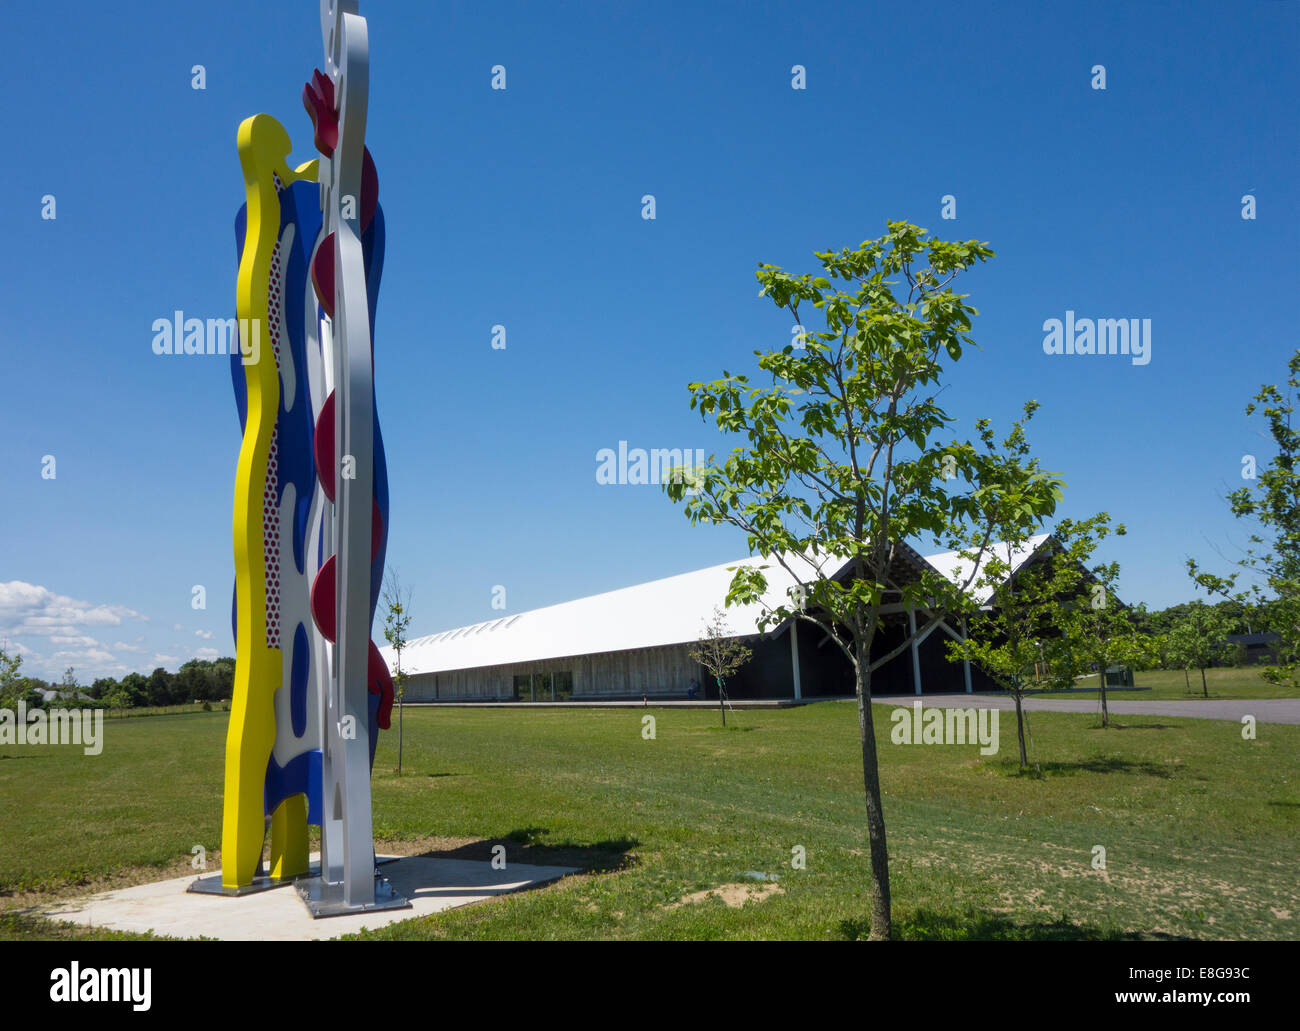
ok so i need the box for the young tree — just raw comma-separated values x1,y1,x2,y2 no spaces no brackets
1161,625,1196,693
1167,602,1237,698
1189,348,1300,685
947,508,1131,767
940,406,1079,771
1040,518,1154,727
0,645,24,709
688,607,753,727
943,535,1048,771
665,222,1063,940
381,569,414,775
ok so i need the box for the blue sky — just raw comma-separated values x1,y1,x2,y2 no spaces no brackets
1,0,1296,681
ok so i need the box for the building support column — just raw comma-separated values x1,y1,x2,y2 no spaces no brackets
790,623,802,700
908,602,922,695
961,617,972,693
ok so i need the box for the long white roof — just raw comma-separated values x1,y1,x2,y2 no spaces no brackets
385,537,1050,676
385,553,847,676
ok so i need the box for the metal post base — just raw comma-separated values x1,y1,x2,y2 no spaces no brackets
295,872,410,918
188,863,319,897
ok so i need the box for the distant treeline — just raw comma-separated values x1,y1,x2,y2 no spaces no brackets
1132,598,1286,640
12,658,235,709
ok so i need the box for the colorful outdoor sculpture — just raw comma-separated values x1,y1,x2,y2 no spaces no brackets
208,0,400,916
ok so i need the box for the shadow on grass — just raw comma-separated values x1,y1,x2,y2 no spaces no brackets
838,909,1195,941
983,756,1173,778
1071,720,1178,731
1105,722,1177,731
410,829,639,876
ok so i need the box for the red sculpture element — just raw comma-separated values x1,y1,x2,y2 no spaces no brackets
311,233,336,319
302,69,338,157
310,555,337,642
310,576,393,726
367,640,394,728
312,393,383,557
314,390,337,502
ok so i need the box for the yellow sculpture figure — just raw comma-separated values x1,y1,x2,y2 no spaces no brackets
223,113,319,889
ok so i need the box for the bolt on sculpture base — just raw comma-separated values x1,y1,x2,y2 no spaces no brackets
295,872,410,918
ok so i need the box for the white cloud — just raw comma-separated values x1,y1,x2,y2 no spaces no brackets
195,629,213,639
49,634,102,647
150,654,180,667
194,647,220,660
0,581,147,680
49,648,118,669
0,582,143,634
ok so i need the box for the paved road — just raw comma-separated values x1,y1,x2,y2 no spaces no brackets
410,695,1299,723
901,694,1300,725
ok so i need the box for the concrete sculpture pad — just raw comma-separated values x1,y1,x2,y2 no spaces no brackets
43,855,577,941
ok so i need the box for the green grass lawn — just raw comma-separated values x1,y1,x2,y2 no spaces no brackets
1,699,1296,940
1044,666,1300,701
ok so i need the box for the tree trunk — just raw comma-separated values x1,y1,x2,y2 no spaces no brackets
398,694,404,775
1013,679,1028,768
1200,666,1208,698
717,676,725,727
854,647,891,940
1098,664,1109,728
1183,667,1190,693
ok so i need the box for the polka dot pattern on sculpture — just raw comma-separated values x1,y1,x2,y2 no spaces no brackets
264,427,281,649
263,234,285,650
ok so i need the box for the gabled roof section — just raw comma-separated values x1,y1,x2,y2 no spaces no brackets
924,534,1052,606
